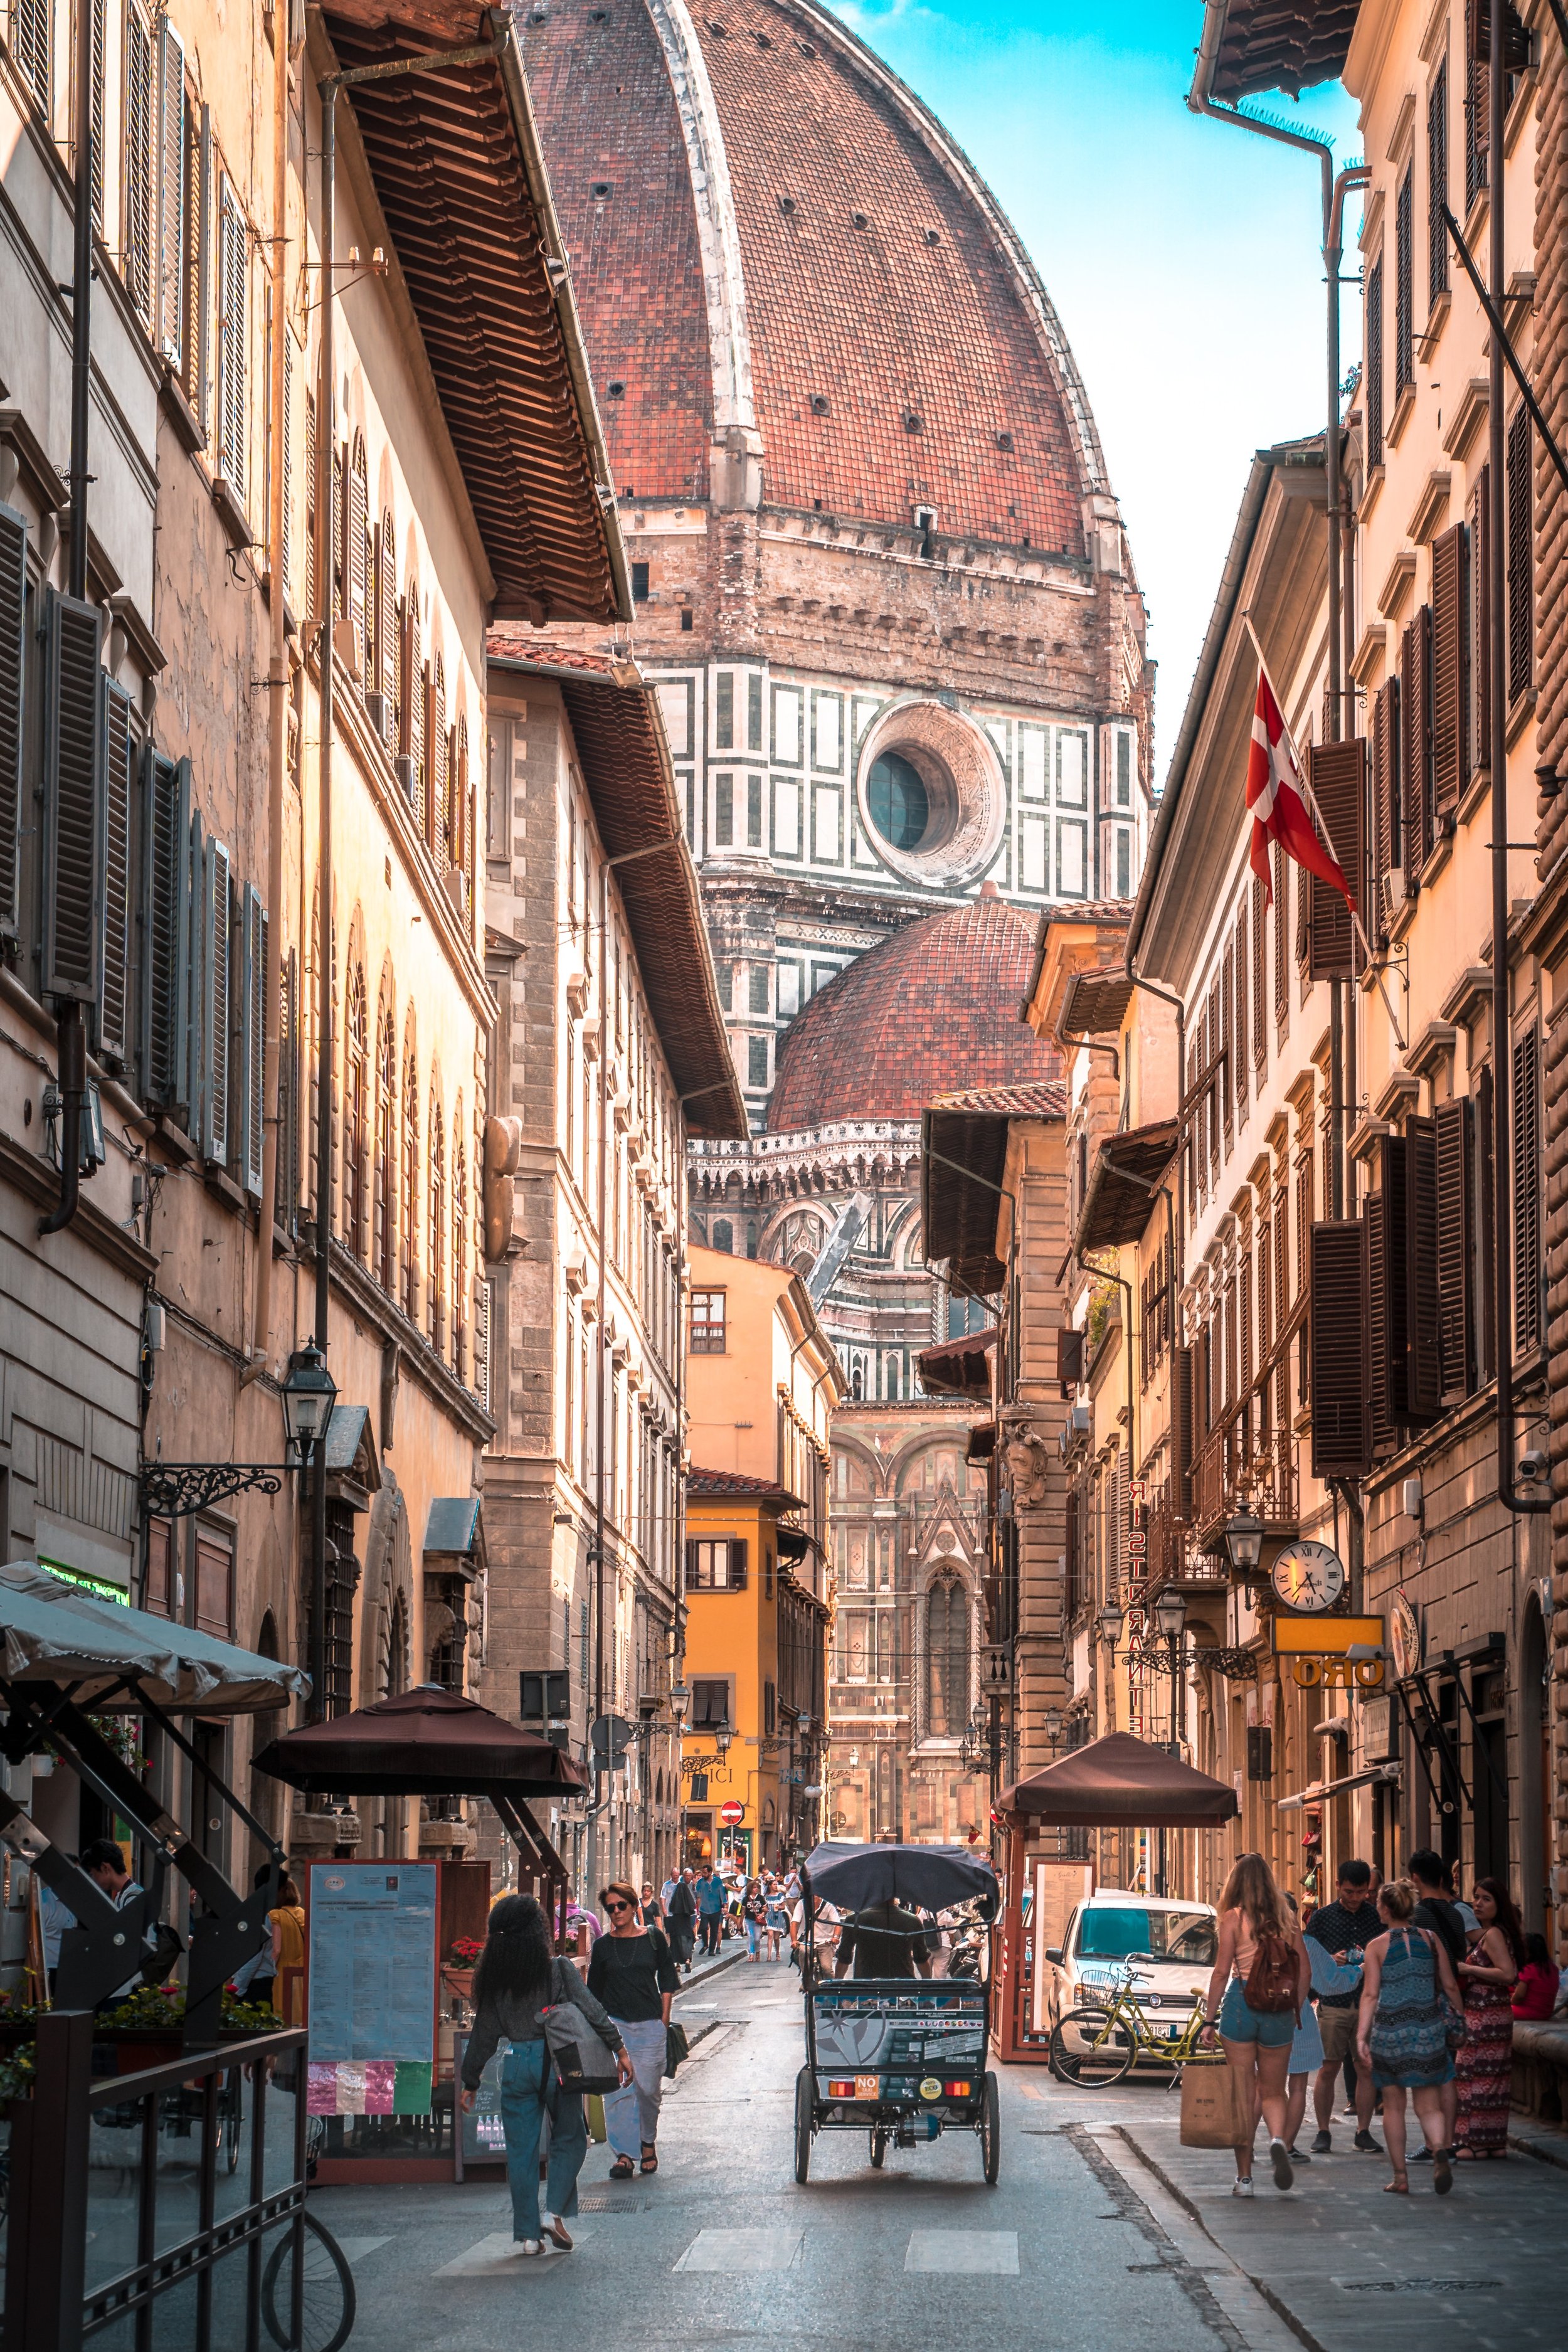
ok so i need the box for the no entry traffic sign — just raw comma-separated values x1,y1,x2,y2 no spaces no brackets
718,1799,745,1825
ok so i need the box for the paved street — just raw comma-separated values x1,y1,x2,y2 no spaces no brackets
297,1960,1568,2352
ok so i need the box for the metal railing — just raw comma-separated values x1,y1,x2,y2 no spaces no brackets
1190,1411,1297,1551
6,2016,312,2352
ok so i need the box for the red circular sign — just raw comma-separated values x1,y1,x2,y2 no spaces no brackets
718,1799,745,1825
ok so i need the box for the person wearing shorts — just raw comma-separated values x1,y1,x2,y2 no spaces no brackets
1200,1853,1311,2198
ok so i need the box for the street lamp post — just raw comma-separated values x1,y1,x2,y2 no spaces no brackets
282,1340,337,1720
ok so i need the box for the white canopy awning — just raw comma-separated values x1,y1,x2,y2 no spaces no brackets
0,1562,310,1715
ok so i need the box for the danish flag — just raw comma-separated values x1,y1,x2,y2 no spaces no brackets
1246,667,1354,912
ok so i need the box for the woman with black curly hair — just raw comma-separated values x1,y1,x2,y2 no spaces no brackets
460,1894,631,2255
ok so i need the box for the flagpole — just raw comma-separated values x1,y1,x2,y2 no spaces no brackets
1241,613,1407,1053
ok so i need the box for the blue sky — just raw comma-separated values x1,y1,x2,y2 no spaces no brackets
827,1,1360,775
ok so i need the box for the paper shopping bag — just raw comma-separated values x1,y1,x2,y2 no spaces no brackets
1179,2063,1248,2149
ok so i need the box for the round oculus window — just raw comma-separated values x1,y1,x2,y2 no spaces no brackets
867,751,930,851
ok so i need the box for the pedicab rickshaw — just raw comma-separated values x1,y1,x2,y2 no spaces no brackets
793,1840,1000,2184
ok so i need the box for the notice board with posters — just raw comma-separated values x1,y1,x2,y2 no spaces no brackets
306,1860,438,2116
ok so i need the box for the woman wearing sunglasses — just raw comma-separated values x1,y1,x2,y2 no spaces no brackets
587,1880,681,2180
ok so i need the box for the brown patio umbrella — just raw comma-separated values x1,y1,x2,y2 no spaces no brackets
252,1683,587,1799
999,1730,1238,1830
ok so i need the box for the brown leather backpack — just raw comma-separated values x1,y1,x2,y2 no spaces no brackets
1243,1928,1300,2015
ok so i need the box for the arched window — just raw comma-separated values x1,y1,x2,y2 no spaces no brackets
349,435,369,681
428,1095,446,1354
452,1116,469,1378
926,1573,969,1737
400,1042,419,1322
712,1217,733,1254
343,965,368,1257
375,1000,396,1291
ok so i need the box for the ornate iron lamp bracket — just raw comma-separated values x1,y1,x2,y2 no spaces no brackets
139,1463,289,1521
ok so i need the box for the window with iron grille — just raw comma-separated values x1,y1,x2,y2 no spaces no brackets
1395,167,1414,395
1428,60,1448,307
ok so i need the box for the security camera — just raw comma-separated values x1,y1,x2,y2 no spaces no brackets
1518,1450,1550,1485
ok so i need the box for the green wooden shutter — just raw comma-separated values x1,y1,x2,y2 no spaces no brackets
97,679,135,1067
140,751,190,1111
41,589,107,1006
240,884,267,1195
203,837,232,1164
185,803,205,1123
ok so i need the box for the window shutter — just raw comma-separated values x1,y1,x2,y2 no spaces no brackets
1365,256,1384,474
1400,606,1432,884
1172,1342,1193,1518
1251,874,1267,1069
1513,1027,1542,1352
279,944,299,1231
90,0,106,231
1273,840,1288,1017
1404,1113,1441,1421
1206,978,1220,1184
1477,1059,1496,1378
1370,676,1399,938
1468,468,1491,775
1435,1094,1475,1402
216,179,247,503
13,0,50,107
1427,58,1448,304
0,502,25,938
1366,1189,1396,1456
380,512,398,727
140,751,189,1108
1310,1218,1370,1476
1305,738,1364,980
201,837,232,1163
122,2,155,323
154,17,184,361
185,803,205,1127
41,589,107,1006
1430,521,1467,819
240,884,267,1194
1370,1135,1407,1417
186,100,210,425
281,326,296,612
1221,940,1234,1149
97,679,135,1067
1234,904,1249,1119
1506,404,1532,704
1395,167,1413,393
475,1275,491,1411
349,437,369,677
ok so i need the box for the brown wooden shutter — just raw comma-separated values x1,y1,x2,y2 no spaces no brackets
1476,1060,1496,1378
1305,738,1365,980
1056,1326,1085,1390
1435,1094,1475,1402
1468,468,1491,776
1251,873,1268,1067
1371,677,1400,941
1207,979,1221,1183
1374,1133,1409,1426
144,1517,172,1617
1172,1345,1194,1518
731,1537,749,1592
1221,942,1234,1150
1234,904,1249,1118
0,502,24,940
1405,1114,1442,1421
194,1532,233,1639
1513,1027,1543,1350
1431,521,1467,820
1239,1246,1253,1392
1507,404,1533,704
1274,841,1288,1014
1401,605,1433,884
1366,1190,1396,1457
1310,1219,1371,1476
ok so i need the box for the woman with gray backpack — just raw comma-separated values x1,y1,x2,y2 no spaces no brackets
460,1894,632,2256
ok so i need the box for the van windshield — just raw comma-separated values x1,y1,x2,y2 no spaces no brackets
1076,1908,1217,1966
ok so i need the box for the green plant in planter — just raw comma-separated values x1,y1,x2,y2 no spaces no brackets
0,2041,35,2102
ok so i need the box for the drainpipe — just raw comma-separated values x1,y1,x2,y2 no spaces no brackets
585,858,612,1888
41,0,98,1241
1483,2,1550,1521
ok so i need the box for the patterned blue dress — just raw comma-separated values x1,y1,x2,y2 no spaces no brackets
1369,1926,1454,2089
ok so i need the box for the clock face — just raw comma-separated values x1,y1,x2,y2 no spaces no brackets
1271,1540,1346,1614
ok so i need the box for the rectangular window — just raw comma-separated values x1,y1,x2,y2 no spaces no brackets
691,1289,727,1352
715,672,734,748
714,773,733,845
747,1034,768,1089
715,961,733,1012
747,672,763,751
1428,58,1448,307
689,1676,732,1725
1115,731,1131,805
1465,46,1486,210
631,561,649,602
1395,166,1414,396
747,773,763,846
748,963,769,1014
1365,256,1384,473
1115,828,1130,897
686,1541,747,1592
777,961,800,1017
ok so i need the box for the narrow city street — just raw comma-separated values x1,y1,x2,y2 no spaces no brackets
301,1958,1568,2352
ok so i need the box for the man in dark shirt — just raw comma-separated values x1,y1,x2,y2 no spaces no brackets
1407,1850,1465,2163
834,1899,935,1979
1308,1858,1382,2153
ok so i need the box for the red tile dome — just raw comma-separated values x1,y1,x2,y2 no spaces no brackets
766,887,1060,1132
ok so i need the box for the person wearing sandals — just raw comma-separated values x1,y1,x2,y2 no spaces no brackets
1355,1878,1464,2197
1453,1877,1523,2158
460,1894,632,2257
588,1879,681,2181
1199,1851,1311,2198
1279,1892,1363,2163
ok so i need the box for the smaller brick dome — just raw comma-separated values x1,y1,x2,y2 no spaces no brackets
766,886,1061,1133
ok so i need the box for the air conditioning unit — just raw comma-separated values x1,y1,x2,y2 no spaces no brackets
1383,866,1406,914
365,690,389,741
443,868,469,919
1057,1404,1091,1461
565,971,590,1018
395,753,416,802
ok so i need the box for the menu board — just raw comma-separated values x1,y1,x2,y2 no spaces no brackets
307,1863,437,2063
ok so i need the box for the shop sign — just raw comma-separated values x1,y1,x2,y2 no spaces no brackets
1271,1613,1385,1688
1389,1592,1422,1681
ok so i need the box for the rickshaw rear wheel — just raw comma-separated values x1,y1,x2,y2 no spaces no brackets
869,2127,887,2169
793,2067,814,2183
980,2072,1000,2185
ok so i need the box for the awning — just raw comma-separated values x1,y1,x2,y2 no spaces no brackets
916,1326,998,1400
0,1562,310,1714
253,1683,586,1798
1277,1761,1401,1814
922,1083,1065,1297
801,1840,999,1920
1000,1730,1239,1829
1059,968,1135,1036
1074,1118,1181,1254
1200,0,1358,103
777,1527,811,1562
967,1422,997,1465
425,1496,480,1556
320,3,627,625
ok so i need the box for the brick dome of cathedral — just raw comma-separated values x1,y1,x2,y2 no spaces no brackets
520,0,1103,549
766,886,1059,1132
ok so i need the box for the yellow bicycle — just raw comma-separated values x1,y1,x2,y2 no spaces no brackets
1049,1960,1222,2086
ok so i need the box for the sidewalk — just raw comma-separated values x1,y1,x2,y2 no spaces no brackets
1104,2092,1567,2351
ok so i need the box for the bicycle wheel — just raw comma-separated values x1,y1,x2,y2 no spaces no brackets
1049,2006,1136,2087
261,2212,356,2352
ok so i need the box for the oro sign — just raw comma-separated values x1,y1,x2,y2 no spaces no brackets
718,1799,745,1826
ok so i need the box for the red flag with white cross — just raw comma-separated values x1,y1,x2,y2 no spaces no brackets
1245,666,1354,912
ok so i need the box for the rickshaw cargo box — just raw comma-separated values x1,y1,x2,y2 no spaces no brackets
1179,2062,1250,2148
